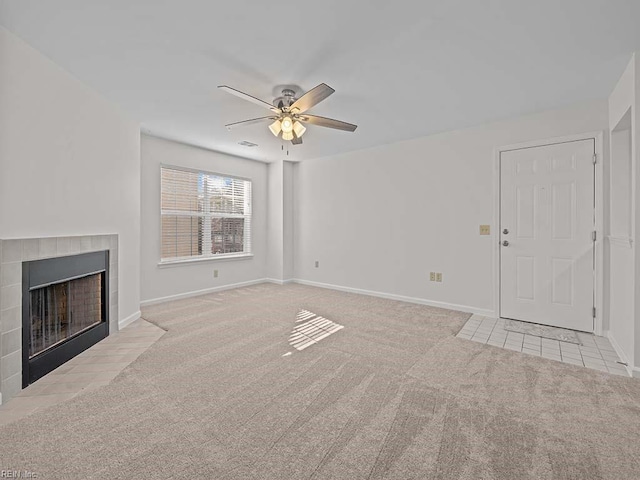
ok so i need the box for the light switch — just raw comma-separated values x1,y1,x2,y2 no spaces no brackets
479,225,491,235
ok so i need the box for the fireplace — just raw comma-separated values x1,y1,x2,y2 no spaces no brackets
22,251,109,387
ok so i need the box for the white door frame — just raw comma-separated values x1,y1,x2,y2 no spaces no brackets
493,131,605,335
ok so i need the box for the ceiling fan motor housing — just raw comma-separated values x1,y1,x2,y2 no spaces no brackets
273,88,297,110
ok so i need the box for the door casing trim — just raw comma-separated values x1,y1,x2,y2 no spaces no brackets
493,131,605,335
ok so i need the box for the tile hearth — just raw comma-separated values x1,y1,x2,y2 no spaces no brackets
0,318,164,425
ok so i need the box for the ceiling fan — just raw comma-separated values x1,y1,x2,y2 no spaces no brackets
218,83,357,145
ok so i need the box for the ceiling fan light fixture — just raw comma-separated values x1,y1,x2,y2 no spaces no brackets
281,116,294,134
282,131,294,141
293,121,306,138
268,119,282,137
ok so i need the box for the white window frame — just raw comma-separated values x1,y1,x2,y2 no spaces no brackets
159,164,253,266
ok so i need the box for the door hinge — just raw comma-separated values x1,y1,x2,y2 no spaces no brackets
592,307,596,318
593,154,597,165
592,231,597,242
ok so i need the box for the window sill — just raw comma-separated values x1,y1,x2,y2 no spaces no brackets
158,253,254,268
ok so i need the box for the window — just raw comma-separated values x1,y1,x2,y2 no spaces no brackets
160,166,252,262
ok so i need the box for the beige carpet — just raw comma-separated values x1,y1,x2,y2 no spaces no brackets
1,283,639,479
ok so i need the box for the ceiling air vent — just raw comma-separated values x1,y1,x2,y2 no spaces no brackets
238,140,258,147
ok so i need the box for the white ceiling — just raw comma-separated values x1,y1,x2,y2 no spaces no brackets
1,1,639,162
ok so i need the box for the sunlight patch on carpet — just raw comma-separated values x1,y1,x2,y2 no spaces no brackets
289,309,344,351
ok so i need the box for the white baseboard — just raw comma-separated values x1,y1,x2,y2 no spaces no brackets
605,330,634,377
291,278,494,316
264,278,295,285
139,277,492,317
119,310,141,330
140,279,267,307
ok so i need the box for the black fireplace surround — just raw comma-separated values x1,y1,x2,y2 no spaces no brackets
22,250,109,387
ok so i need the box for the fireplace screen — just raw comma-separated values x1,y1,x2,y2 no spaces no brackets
23,250,109,387
29,273,103,358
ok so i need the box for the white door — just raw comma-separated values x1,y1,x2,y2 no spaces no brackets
500,139,595,332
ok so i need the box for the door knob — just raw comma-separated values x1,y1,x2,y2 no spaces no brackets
502,240,509,247
503,228,509,234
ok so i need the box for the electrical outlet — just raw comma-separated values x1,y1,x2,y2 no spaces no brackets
479,225,491,235
214,269,218,278
436,273,442,282
430,272,436,282
315,261,319,268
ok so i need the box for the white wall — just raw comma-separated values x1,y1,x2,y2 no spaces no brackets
266,159,295,282
294,101,608,314
140,135,267,303
0,27,141,323
266,160,284,281
283,161,294,281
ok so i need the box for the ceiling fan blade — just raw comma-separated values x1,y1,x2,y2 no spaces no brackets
218,85,281,113
289,83,335,113
291,134,303,145
224,116,276,129
299,114,357,132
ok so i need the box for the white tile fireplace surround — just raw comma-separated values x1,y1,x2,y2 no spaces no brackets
0,235,118,404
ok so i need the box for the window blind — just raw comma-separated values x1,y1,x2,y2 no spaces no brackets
160,166,252,261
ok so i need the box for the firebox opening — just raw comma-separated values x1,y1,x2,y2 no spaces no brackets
22,250,109,387
29,272,104,358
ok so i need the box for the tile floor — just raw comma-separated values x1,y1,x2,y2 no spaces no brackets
457,314,630,377
0,318,165,425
